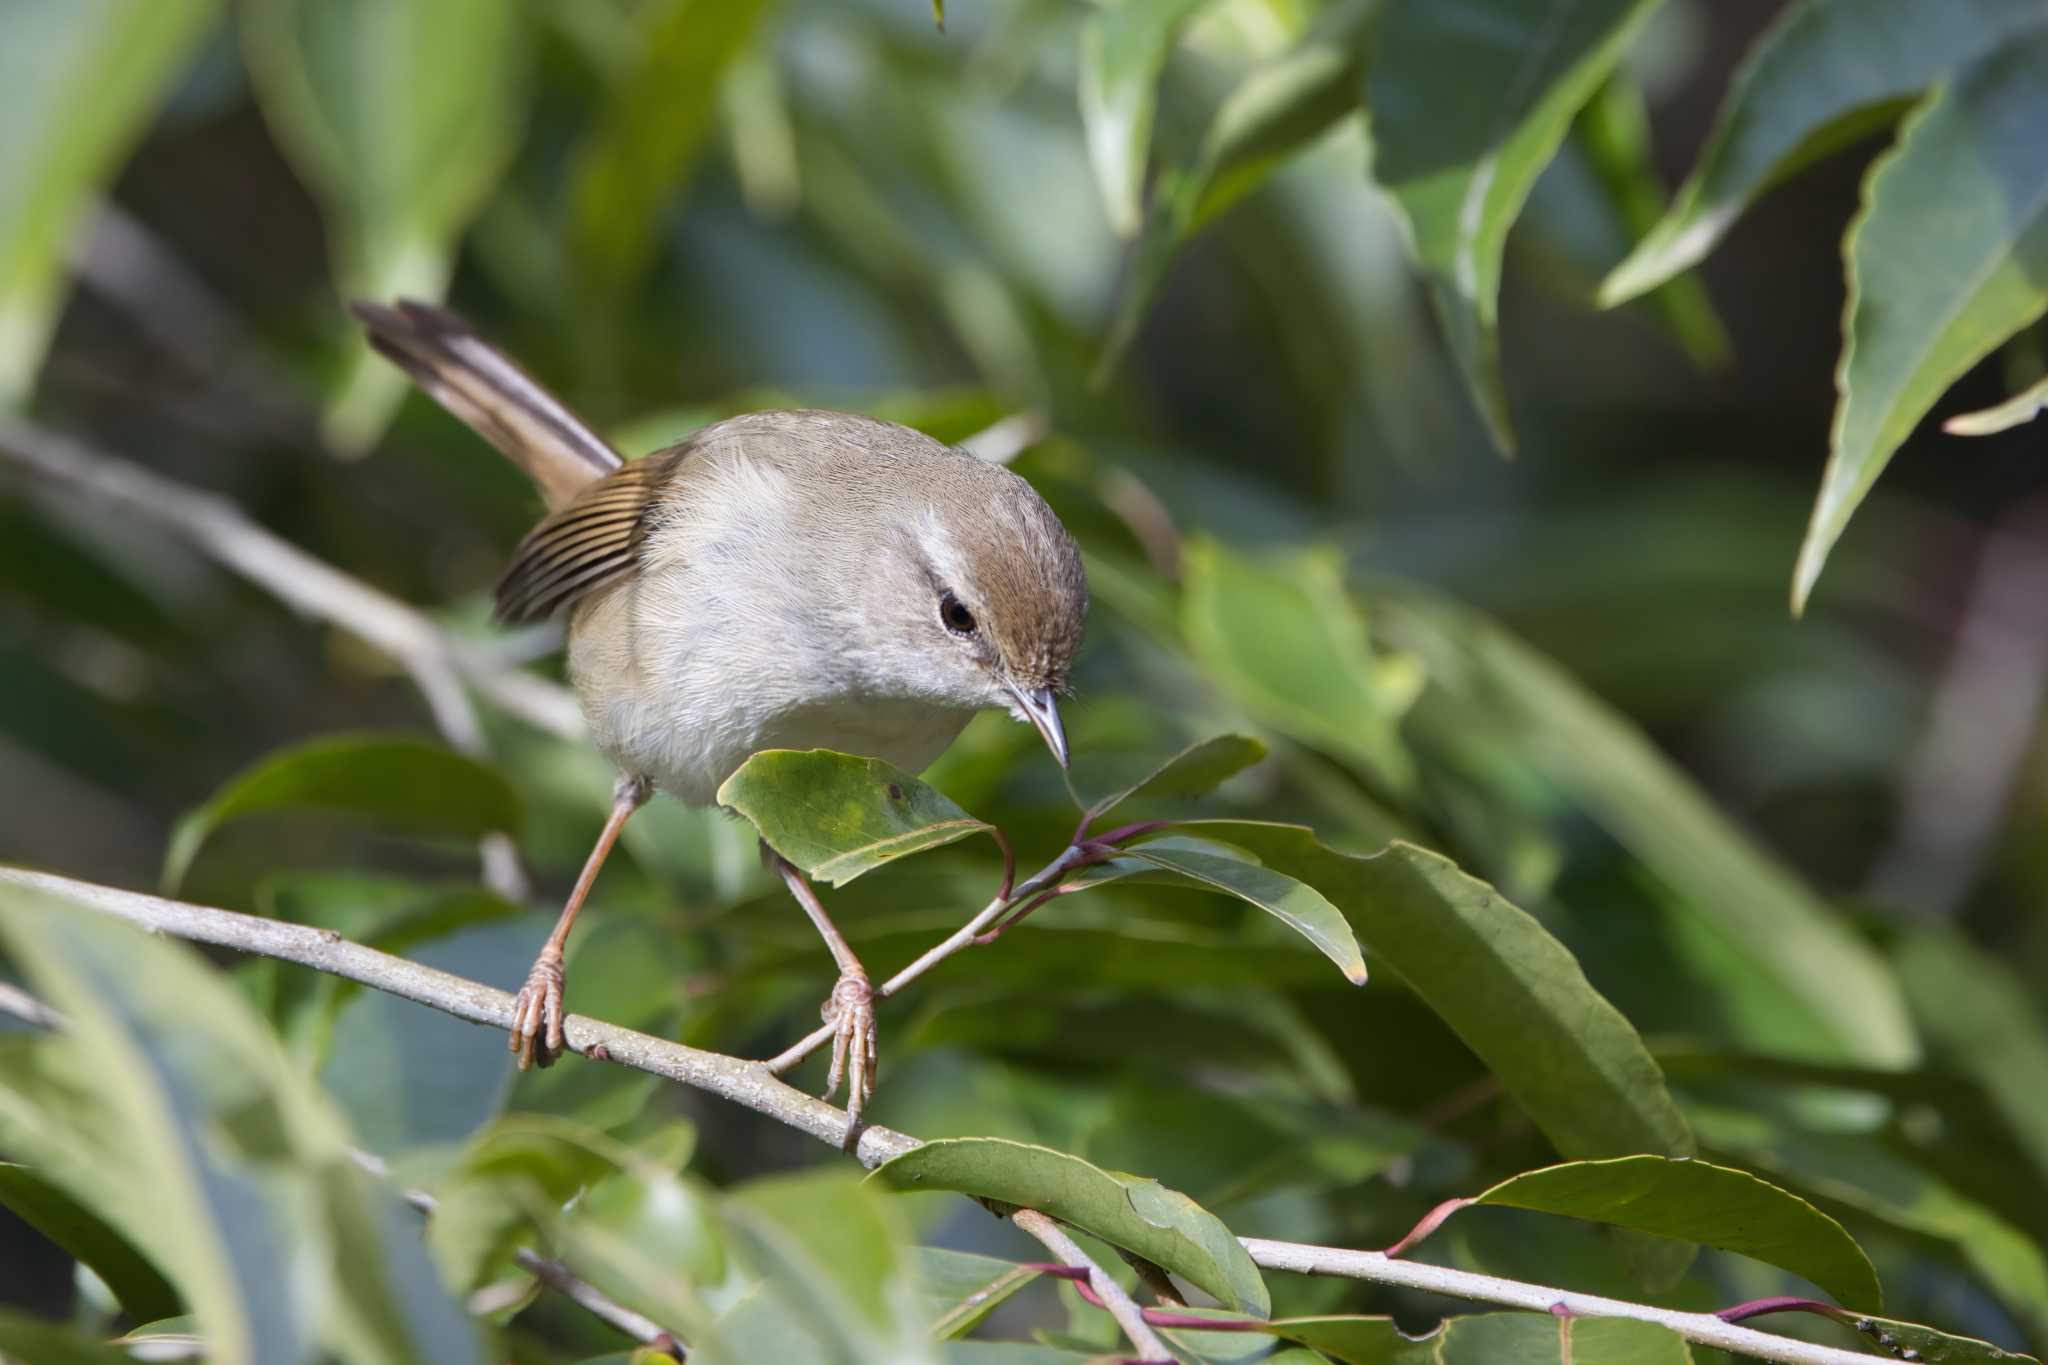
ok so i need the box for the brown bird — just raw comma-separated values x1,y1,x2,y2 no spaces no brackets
354,300,1085,1119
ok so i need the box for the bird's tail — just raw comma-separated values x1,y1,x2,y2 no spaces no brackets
351,299,621,510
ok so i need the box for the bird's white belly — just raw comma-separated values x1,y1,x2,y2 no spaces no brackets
567,581,975,805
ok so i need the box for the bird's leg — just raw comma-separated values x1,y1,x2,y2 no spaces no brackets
767,847,879,1121
510,774,649,1070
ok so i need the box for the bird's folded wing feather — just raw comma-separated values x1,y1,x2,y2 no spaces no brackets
495,457,665,622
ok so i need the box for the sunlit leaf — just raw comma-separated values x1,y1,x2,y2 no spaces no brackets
1462,1155,1880,1308
241,0,523,448
1600,0,2046,306
1793,30,2048,613
0,0,218,404
1079,0,1213,237
163,733,520,892
1182,540,1418,792
0,1162,180,1321
1179,823,1694,1160
718,749,993,887
1367,0,1666,451
1122,837,1367,984
870,1136,1270,1316
1944,372,2048,435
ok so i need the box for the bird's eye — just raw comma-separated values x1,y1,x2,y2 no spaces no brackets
939,591,977,636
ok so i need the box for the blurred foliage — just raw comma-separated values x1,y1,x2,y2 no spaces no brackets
4,0,2048,1362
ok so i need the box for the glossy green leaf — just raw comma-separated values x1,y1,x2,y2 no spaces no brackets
1695,1108,2048,1343
1179,823,1693,1160
241,0,523,447
0,1162,179,1321
1467,1155,1880,1308
1895,930,2048,1187
1122,837,1367,984
869,1136,1270,1316
1366,0,1665,451
918,1248,1040,1340
0,0,218,404
1182,540,1418,790
1271,1312,1693,1363
1945,372,2048,435
163,733,520,892
1376,591,1919,1068
1794,30,2048,612
1082,734,1267,819
718,748,993,887
1718,1302,2040,1365
1097,0,1374,378
725,1170,937,1365
570,0,772,295
1600,0,2047,305
1079,0,1213,237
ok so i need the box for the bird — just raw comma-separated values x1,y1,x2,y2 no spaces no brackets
353,299,1086,1120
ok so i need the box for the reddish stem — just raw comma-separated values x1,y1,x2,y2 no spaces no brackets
1714,1297,1845,1325
1382,1196,1474,1259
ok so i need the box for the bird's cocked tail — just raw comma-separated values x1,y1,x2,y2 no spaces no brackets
351,299,621,510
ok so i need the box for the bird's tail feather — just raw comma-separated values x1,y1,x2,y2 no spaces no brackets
351,299,620,509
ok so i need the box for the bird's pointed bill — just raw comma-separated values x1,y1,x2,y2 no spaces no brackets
1008,684,1069,768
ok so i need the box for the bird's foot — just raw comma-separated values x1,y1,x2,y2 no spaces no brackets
509,948,566,1070
820,970,877,1121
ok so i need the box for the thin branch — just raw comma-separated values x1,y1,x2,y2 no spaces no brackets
1013,1209,1170,1364
0,418,584,744
0,867,1920,1365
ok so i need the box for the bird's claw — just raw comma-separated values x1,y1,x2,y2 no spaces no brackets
821,971,877,1121
509,949,566,1070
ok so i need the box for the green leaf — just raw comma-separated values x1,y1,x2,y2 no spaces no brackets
569,0,772,296
1366,0,1665,452
717,749,994,887
917,1247,1040,1340
1695,1108,2048,1344
0,1162,180,1321
163,733,520,892
240,0,523,448
1270,1313,1693,1363
1945,371,2048,435
1895,930,2048,1188
724,1170,936,1365
1097,0,1375,379
1572,75,1731,371
0,1312,137,1365
1793,30,2048,613
1465,1155,1880,1308
0,0,219,405
1122,838,1368,984
1081,734,1267,819
1600,0,2047,306
1376,590,1920,1068
1941,370,2039,435
1815,1313,2039,1364
0,881,486,1365
1179,823,1693,1161
1079,0,1214,237
869,1136,1270,1317
1181,540,1418,791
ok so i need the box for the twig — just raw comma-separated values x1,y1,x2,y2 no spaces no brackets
1012,1209,1171,1364
0,867,1929,1365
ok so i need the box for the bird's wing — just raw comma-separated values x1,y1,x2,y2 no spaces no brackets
494,454,672,623
352,299,621,509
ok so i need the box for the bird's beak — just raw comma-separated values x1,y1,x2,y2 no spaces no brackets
1007,683,1069,769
